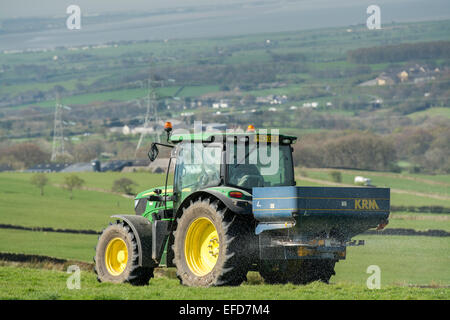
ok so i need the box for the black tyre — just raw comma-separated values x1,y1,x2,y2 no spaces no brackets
259,259,336,285
173,198,252,287
258,260,289,284
287,259,336,284
94,220,154,286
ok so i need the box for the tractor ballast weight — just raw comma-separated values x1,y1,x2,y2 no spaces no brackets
95,127,390,287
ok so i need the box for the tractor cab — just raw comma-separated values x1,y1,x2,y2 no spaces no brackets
166,131,297,211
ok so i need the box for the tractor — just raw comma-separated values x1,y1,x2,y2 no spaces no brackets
94,123,390,287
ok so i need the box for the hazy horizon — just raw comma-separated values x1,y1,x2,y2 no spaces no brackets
0,0,449,51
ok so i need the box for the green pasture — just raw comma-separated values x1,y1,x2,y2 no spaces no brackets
0,229,97,262
0,171,449,231
7,85,221,110
0,167,449,299
387,213,450,231
408,107,450,120
301,169,450,197
0,265,447,300
0,227,448,287
0,172,139,230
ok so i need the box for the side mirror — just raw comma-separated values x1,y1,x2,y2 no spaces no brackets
148,195,162,201
148,143,159,162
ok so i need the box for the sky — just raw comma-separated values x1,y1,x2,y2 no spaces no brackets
2,0,222,18
1,0,449,20
0,0,449,50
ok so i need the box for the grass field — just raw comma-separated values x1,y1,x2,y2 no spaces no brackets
0,173,132,230
0,228,448,287
9,87,183,110
0,171,449,299
408,107,450,120
7,85,222,110
0,172,172,230
0,265,448,300
0,229,98,262
296,168,450,208
387,213,450,231
1,171,448,232
300,169,450,197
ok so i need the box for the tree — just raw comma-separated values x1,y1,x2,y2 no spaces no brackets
63,174,85,200
30,173,49,196
112,178,137,195
329,171,342,183
73,140,104,162
6,143,50,168
293,132,397,171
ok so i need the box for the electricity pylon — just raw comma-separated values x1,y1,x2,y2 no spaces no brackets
135,78,161,158
51,95,71,161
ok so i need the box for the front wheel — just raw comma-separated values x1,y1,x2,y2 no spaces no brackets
173,198,252,287
94,221,154,285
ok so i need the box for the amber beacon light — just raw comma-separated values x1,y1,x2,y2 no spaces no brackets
164,121,173,133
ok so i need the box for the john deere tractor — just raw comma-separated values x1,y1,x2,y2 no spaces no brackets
95,124,390,287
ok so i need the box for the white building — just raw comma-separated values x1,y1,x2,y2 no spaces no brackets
212,99,229,109
122,125,131,135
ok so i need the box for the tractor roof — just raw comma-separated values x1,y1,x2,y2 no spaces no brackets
169,132,297,144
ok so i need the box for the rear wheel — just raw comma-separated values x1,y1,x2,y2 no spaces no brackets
288,260,336,284
258,260,289,284
173,198,252,287
94,221,154,285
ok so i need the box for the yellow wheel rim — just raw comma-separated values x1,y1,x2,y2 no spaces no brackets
105,237,128,276
184,217,220,276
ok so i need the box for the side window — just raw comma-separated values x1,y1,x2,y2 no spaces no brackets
183,143,203,192
201,143,221,187
175,142,221,194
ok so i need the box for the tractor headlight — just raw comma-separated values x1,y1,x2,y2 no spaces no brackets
134,198,147,215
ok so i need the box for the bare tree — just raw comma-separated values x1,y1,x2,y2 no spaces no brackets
112,178,137,195
30,173,49,196
63,174,85,200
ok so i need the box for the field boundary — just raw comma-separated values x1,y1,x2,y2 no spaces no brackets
1,223,449,237
52,183,134,199
303,168,450,187
391,206,450,214
0,223,101,235
0,252,93,271
296,176,450,201
0,252,175,279
363,228,450,237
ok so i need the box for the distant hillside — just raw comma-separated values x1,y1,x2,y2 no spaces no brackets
347,41,450,64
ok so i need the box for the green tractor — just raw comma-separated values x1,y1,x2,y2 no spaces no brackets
95,124,390,287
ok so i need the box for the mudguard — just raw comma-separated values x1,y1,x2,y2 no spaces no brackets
177,190,252,218
111,215,156,267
